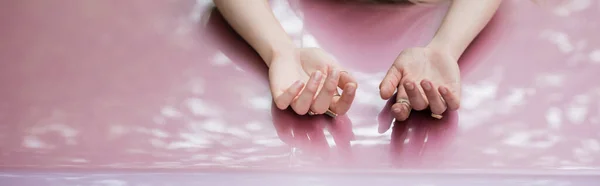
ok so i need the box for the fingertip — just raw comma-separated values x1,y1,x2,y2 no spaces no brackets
420,79,433,91
379,86,393,100
378,125,390,134
438,86,449,95
403,81,415,91
439,86,461,111
391,103,410,121
345,83,357,96
392,106,403,117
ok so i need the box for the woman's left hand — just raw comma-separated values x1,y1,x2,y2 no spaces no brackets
379,47,461,121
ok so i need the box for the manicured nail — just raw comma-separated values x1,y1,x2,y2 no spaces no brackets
331,69,339,79
313,71,322,81
346,84,356,95
422,81,431,90
405,82,414,90
291,80,304,89
440,86,448,94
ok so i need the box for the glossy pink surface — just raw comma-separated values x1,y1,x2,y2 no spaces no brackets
1,0,600,184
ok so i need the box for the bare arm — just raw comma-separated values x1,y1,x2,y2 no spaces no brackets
427,0,502,60
213,0,295,67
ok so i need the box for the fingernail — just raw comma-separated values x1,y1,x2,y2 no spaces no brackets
405,82,413,90
346,84,356,95
440,87,448,94
313,71,322,81
422,81,431,90
331,69,339,79
393,107,402,113
291,81,304,89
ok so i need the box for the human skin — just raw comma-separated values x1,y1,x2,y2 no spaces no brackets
213,0,500,121
378,0,501,125
214,0,358,116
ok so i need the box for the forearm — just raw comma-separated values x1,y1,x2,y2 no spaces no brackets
427,0,501,60
213,0,295,67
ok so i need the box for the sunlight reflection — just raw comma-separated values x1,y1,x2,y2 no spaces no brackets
590,49,600,63
211,52,232,66
535,73,565,87
540,30,574,53
191,0,213,23
573,147,594,163
201,119,226,133
272,0,304,35
566,95,590,124
582,139,600,151
244,121,264,131
23,135,47,149
93,179,128,186
28,123,78,146
108,125,128,139
301,34,320,48
167,133,211,150
70,158,89,163
253,138,285,147
552,0,591,17
185,98,223,117
160,106,183,118
503,130,561,149
545,107,562,129
462,82,498,110
248,96,272,110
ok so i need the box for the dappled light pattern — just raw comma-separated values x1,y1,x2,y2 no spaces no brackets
1,0,600,177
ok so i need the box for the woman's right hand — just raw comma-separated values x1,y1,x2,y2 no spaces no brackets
269,48,358,116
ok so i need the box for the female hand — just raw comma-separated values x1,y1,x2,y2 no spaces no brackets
270,48,358,116
379,47,461,121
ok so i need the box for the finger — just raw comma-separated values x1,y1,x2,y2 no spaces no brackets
330,82,357,115
338,71,357,89
439,86,460,111
421,80,446,115
379,65,402,100
311,68,340,114
403,80,428,110
391,82,411,122
274,80,305,110
291,71,323,115
391,102,411,122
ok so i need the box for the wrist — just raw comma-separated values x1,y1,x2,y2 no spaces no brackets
265,45,298,68
426,40,462,61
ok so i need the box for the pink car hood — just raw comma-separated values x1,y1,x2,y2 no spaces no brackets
1,0,599,185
